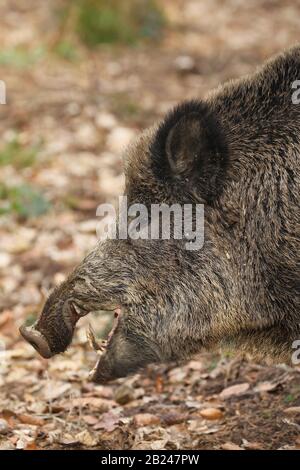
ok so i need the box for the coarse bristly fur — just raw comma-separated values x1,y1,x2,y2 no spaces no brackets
21,45,300,382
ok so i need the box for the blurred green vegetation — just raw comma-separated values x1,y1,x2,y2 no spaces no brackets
284,394,296,404
62,194,82,210
53,40,79,61
0,47,44,68
23,312,38,327
0,137,41,169
0,183,50,219
60,0,165,48
0,2,166,65
207,355,220,372
110,92,142,120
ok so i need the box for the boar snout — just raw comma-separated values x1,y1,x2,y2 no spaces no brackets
20,291,84,358
19,324,53,359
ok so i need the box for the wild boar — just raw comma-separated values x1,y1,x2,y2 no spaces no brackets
20,46,300,382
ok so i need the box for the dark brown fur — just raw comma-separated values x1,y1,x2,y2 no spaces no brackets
21,46,300,382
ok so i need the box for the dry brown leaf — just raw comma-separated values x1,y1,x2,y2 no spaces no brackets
18,414,44,427
243,440,264,450
63,396,116,411
133,413,161,427
219,383,250,399
24,442,38,450
76,430,98,447
188,360,203,371
133,426,170,450
93,411,120,432
1,409,18,427
188,419,220,434
221,442,243,450
254,381,280,393
284,407,300,415
59,435,79,446
149,439,169,450
161,413,187,426
83,415,99,426
199,407,224,420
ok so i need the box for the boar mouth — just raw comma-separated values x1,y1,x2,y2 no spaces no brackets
65,301,88,328
87,307,121,380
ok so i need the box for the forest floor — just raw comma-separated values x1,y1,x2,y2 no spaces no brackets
0,0,300,450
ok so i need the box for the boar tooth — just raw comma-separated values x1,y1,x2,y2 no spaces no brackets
88,362,98,380
72,303,81,316
86,323,103,352
88,356,102,380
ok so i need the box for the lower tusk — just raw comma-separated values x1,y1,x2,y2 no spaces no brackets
86,323,104,352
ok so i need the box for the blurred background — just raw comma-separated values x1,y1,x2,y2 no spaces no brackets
0,0,300,451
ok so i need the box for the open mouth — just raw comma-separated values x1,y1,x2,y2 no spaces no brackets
87,307,121,380
20,301,123,381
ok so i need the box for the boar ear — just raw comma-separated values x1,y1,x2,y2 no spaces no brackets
152,100,228,201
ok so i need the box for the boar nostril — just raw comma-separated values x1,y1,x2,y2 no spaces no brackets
19,325,53,359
